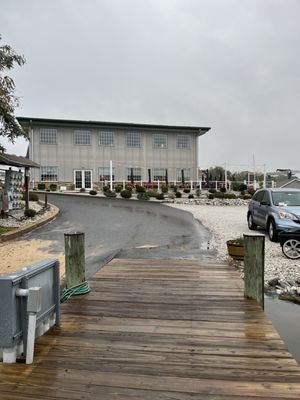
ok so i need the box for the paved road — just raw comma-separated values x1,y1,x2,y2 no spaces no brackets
24,194,215,277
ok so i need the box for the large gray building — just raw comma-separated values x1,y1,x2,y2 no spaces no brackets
18,117,210,190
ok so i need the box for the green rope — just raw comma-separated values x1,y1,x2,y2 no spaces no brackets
60,281,91,303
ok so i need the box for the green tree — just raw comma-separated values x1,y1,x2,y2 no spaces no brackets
0,35,27,152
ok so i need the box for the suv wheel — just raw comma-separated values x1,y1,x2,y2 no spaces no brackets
268,219,278,242
247,213,257,230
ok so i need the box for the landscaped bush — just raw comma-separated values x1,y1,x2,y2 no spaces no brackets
172,185,178,192
125,184,133,191
247,188,255,196
214,192,225,199
24,208,36,218
239,183,247,192
232,182,240,191
183,188,190,194
49,184,57,191
196,189,201,197
156,193,165,200
29,192,39,201
242,194,252,200
208,193,215,199
80,188,86,192
102,185,109,192
37,183,46,190
89,190,97,195
224,192,237,199
208,188,216,193
137,192,149,201
114,185,123,193
135,184,146,193
220,187,227,193
161,185,169,194
146,190,158,198
175,191,182,198
104,189,117,198
188,194,194,199
120,189,132,199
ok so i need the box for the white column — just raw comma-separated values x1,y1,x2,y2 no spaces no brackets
109,160,113,191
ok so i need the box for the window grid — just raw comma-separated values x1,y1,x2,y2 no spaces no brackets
99,167,115,181
176,135,191,149
126,168,142,181
40,166,58,181
153,168,166,181
98,131,114,147
176,168,191,181
153,134,167,149
126,132,141,148
74,130,91,145
40,128,57,144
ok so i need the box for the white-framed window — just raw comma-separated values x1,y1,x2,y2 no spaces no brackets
153,134,167,149
74,130,91,145
153,168,167,181
40,166,58,181
98,131,114,147
176,135,191,149
126,132,141,148
176,168,191,181
40,128,57,144
99,167,115,181
126,167,142,181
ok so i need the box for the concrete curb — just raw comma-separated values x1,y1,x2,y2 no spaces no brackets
0,204,60,242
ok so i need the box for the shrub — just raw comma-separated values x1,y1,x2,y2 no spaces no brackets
239,183,247,192
183,188,190,194
79,188,86,192
104,189,117,198
125,184,133,191
29,192,39,201
68,183,75,190
137,192,150,201
196,189,201,197
224,192,237,199
102,185,109,192
37,183,46,190
172,185,178,192
49,184,57,191
232,182,240,191
208,193,215,199
135,184,146,193
175,191,182,198
188,194,194,199
208,188,216,193
161,185,169,193
156,193,165,200
89,190,97,195
120,189,132,199
242,194,252,200
114,185,123,193
220,187,227,193
247,188,255,196
24,208,36,218
214,192,225,199
146,190,158,198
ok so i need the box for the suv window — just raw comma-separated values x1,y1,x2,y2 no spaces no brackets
261,191,271,204
252,190,264,202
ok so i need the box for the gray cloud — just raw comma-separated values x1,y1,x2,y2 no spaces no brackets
1,0,300,172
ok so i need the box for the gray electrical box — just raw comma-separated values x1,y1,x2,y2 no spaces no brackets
0,259,60,360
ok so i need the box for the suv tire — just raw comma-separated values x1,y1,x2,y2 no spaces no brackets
247,213,257,230
268,219,278,242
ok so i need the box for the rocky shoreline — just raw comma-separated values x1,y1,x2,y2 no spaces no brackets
167,200,300,304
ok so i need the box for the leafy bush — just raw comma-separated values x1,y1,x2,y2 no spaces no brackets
188,194,194,199
247,188,255,196
137,192,149,201
220,187,227,193
172,185,178,192
224,192,237,199
80,188,86,192
125,184,133,191
242,194,252,200
121,189,132,199
196,189,201,197
208,193,215,199
104,189,117,198
146,190,158,198
24,208,36,218
102,185,109,192
37,183,46,190
156,193,165,200
135,184,146,193
239,183,247,192
232,182,240,191
114,185,123,193
89,190,97,195
161,185,169,193
214,192,225,199
183,188,190,194
208,189,216,194
49,184,57,191
228,236,244,246
175,191,182,198
29,192,39,201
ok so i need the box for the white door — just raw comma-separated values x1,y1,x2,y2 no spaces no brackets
74,170,92,190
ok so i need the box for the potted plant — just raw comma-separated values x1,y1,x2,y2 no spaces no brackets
226,236,245,261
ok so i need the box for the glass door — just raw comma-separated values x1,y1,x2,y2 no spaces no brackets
74,170,92,190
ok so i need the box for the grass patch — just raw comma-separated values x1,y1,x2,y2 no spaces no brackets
0,226,15,235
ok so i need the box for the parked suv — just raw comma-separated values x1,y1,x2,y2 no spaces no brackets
247,188,300,241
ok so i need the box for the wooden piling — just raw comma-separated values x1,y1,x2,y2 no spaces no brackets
64,232,85,288
243,234,265,309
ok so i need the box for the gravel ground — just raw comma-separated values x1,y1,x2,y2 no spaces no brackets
0,202,53,228
167,203,300,283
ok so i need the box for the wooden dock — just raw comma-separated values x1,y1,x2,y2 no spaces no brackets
1,258,300,399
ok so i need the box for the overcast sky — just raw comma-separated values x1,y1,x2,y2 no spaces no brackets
1,0,300,173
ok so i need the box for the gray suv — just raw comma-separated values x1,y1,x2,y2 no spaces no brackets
247,188,300,241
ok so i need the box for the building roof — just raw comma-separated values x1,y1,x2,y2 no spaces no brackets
17,117,211,136
0,153,40,168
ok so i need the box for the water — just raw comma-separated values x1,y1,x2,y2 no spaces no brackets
265,297,300,365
